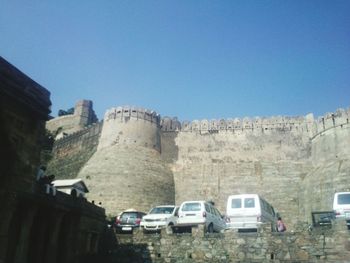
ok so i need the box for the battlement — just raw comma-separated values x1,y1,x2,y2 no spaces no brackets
312,107,350,136
53,121,103,148
46,99,98,138
161,107,350,139
104,106,160,126
46,100,350,224
99,106,161,151
178,115,311,133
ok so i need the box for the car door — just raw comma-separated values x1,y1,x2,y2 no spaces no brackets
168,207,179,225
204,203,212,228
213,207,226,231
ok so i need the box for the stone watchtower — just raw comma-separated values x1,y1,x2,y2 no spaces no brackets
78,106,175,215
46,99,97,138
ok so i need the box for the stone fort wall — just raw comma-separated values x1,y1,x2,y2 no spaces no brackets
47,102,350,225
46,100,98,138
47,122,103,179
75,106,174,215
98,106,161,151
115,222,350,262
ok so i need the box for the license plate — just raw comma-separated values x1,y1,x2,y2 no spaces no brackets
122,227,132,231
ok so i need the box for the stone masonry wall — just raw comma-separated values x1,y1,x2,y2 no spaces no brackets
46,102,350,227
98,106,161,152
78,145,175,216
47,122,102,179
77,107,174,215
299,121,350,223
46,100,98,138
168,129,313,228
114,221,350,262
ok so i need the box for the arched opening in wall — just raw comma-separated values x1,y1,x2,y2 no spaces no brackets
28,208,51,263
57,212,80,263
5,207,22,263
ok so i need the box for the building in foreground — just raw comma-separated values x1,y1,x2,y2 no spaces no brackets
0,57,106,263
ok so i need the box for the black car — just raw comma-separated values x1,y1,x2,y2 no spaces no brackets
115,210,146,233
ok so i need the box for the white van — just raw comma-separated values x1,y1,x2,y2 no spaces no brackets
333,192,350,227
177,201,226,233
226,194,277,230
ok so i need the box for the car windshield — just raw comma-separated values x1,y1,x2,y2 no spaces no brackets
149,207,174,214
121,212,138,219
182,202,201,211
338,194,350,205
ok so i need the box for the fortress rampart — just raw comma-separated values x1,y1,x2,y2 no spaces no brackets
48,121,103,179
47,102,350,227
46,99,98,138
161,107,350,139
98,106,161,152
116,222,350,262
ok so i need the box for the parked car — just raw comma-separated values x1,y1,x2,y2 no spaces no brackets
333,192,350,228
226,194,277,230
177,201,226,233
140,205,179,232
115,210,146,233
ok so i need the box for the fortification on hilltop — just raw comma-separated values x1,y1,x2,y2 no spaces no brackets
77,106,174,214
47,101,350,228
46,99,98,138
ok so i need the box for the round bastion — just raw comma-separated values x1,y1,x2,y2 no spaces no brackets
78,106,175,215
98,106,161,151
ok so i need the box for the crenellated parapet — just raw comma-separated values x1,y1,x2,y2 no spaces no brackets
176,115,314,135
309,107,350,163
312,107,350,137
174,108,348,138
99,106,161,151
160,117,181,131
52,121,103,151
104,106,160,126
46,99,98,139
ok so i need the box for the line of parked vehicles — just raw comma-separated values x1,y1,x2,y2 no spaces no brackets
113,192,350,234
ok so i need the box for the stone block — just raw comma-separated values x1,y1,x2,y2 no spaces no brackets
192,225,205,238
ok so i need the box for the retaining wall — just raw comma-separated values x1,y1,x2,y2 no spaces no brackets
113,221,350,262
47,122,103,178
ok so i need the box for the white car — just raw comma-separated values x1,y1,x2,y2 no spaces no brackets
177,201,226,233
333,192,350,228
140,205,179,232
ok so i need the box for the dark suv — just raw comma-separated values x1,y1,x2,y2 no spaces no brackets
115,210,146,233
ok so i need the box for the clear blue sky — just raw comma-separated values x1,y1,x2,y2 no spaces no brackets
1,0,349,121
